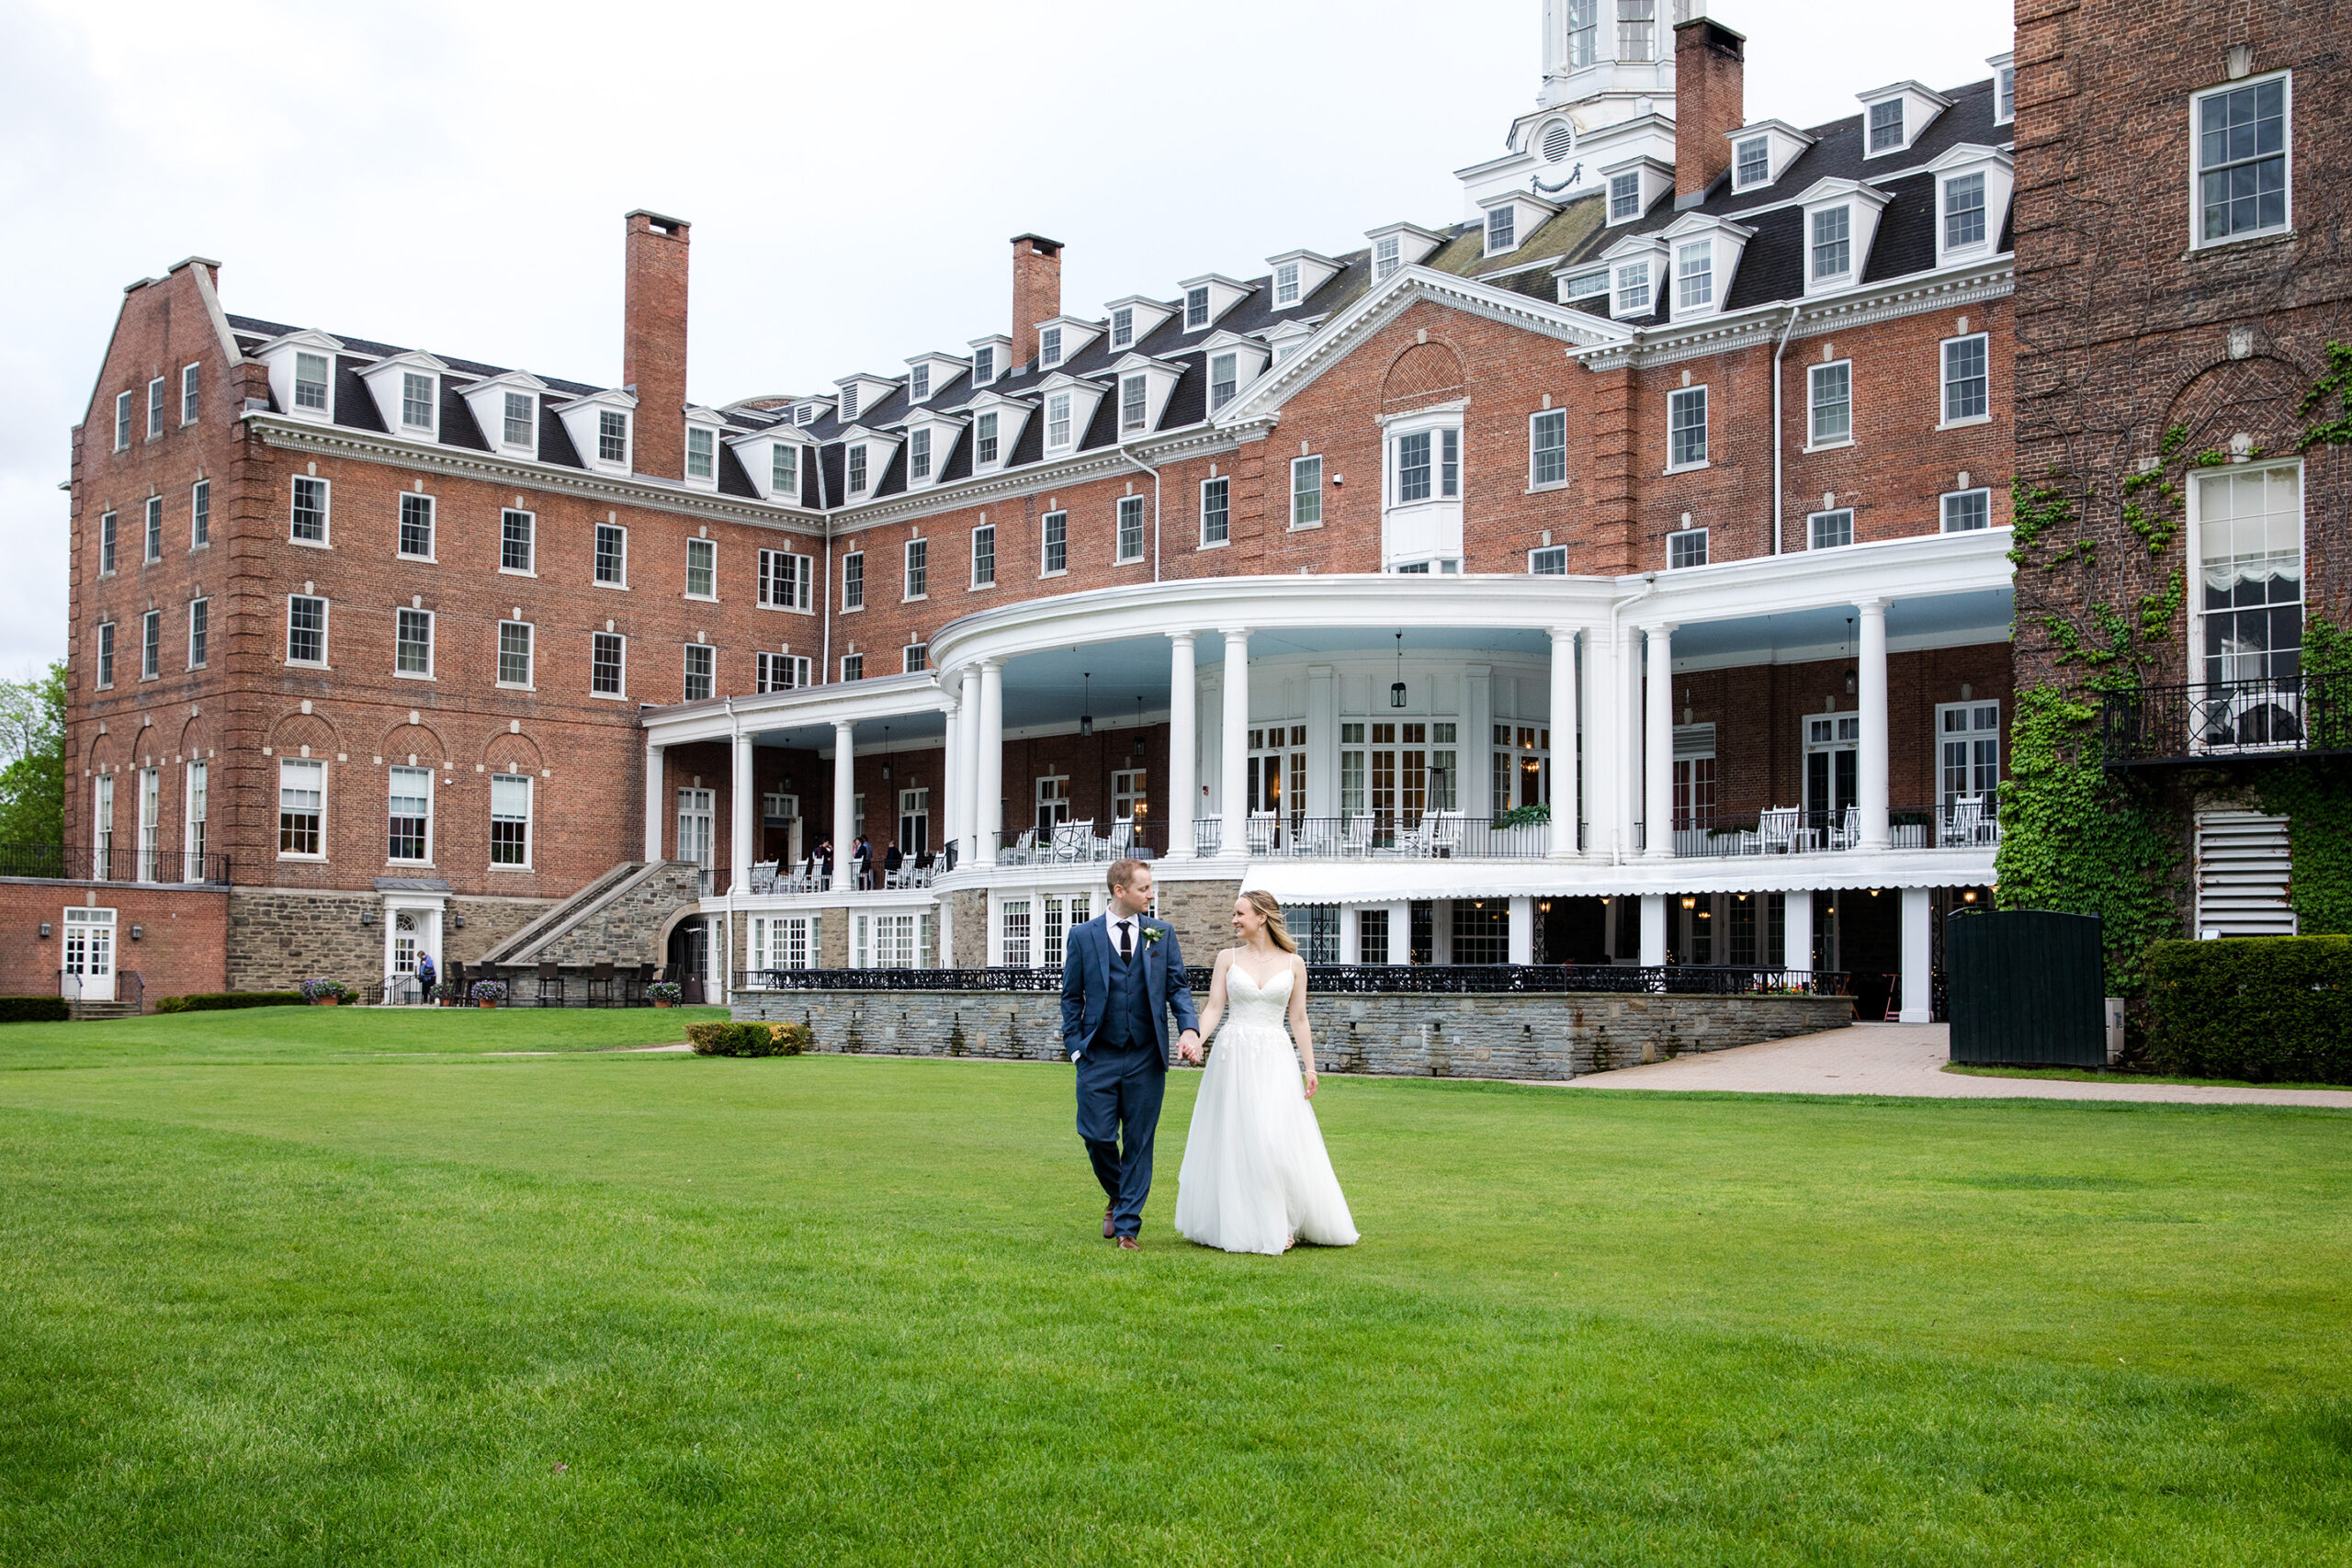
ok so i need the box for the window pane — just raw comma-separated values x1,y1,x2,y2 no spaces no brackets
1809,362,1851,445
1292,457,1323,525
1943,172,1987,249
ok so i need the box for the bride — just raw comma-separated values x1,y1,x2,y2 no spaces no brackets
1173,892,1359,1255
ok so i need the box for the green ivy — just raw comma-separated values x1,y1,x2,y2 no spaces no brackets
2294,341,2352,452
2251,616,2352,933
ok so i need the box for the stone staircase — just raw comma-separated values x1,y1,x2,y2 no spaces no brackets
69,999,144,1022
474,860,706,968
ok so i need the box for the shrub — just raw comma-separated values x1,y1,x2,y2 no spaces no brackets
154,992,305,1014
687,1021,810,1057
299,978,356,1004
0,997,70,1023
2144,936,2352,1084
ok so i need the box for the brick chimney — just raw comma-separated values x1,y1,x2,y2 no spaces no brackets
1009,233,1063,370
622,209,691,477
1673,17,1747,207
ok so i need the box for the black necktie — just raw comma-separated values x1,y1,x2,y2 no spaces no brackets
1120,921,1133,962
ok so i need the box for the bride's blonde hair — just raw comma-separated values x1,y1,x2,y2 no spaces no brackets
1240,890,1298,954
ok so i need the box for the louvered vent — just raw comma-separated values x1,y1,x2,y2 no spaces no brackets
2194,811,2297,937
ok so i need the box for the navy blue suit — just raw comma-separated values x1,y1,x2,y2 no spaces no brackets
1060,913,1200,1237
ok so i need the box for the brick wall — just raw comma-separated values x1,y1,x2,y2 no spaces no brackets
0,881,228,1007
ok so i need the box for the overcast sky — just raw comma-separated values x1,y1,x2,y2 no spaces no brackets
0,0,2011,679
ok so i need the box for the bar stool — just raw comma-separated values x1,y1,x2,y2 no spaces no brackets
587,960,616,1008
536,960,564,1007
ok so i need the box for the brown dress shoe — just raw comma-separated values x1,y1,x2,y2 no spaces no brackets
1103,1202,1115,1239
1117,1235,1140,1251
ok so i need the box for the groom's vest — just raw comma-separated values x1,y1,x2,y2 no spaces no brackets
1098,924,1154,1052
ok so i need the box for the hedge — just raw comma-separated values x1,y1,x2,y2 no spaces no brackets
2144,936,2352,1084
686,1021,812,1057
154,992,306,1014
0,997,71,1024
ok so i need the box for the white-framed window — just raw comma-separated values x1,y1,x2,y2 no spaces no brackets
591,631,626,697
1996,62,2015,123
972,344,996,385
398,492,434,558
113,389,132,450
841,550,865,611
491,773,532,867
1045,392,1072,450
146,377,165,439
1113,769,1147,824
1811,206,1851,283
387,765,433,863
1291,455,1325,528
905,537,929,599
1940,488,1992,532
501,508,535,572
685,537,717,599
2193,73,2290,247
1530,408,1567,488
684,642,715,702
594,523,628,587
1615,0,1654,61
498,620,534,687
756,651,809,692
771,443,799,498
1396,432,1433,502
1668,527,1708,569
98,510,116,575
1039,326,1063,367
851,910,932,970
1941,333,1989,424
1184,286,1210,330
190,479,209,548
910,364,932,400
287,594,328,666
597,409,628,464
278,758,324,858
1613,260,1651,315
846,443,869,495
759,548,812,612
502,389,536,449
1042,510,1068,574
293,351,331,413
1809,508,1855,550
1209,354,1238,412
1667,386,1707,468
747,914,820,974
999,898,1034,966
395,607,434,677
1037,894,1089,972
974,410,1001,467
1674,239,1713,310
144,495,164,562
290,476,330,545
180,362,200,425
972,523,996,587
1273,262,1301,305
1110,307,1135,348
686,426,716,481
187,597,209,670
399,371,435,432
1867,97,1904,154
1609,172,1642,223
903,643,928,674
1487,205,1517,254
1530,545,1567,575
841,652,864,682
1122,374,1148,433
909,427,933,481
1565,0,1597,64
2193,462,2302,689
184,759,209,873
1734,135,1770,189
1563,270,1608,299
96,622,115,688
1374,235,1402,281
1942,172,1988,252
1116,496,1146,562
141,609,160,680
1035,774,1071,839
1200,477,1230,546
93,773,114,875
1808,361,1852,446
1937,701,2001,810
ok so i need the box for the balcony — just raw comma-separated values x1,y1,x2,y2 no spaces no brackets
1667,802,2000,858
1190,813,1565,860
2101,672,2351,766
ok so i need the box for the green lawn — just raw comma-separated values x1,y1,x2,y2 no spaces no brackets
1943,1061,2351,1091
2,1013,2347,1565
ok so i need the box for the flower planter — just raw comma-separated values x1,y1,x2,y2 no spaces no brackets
653,999,674,1009
315,997,340,1008
478,1000,497,1010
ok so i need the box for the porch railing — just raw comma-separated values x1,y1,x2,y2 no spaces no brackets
733,964,1849,997
59,968,143,1009
2101,671,2351,765
1183,814,1566,859
2,844,232,885
1668,801,2000,857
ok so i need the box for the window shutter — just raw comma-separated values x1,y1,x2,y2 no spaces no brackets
2194,811,2296,937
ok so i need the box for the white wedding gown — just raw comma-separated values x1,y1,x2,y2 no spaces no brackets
1174,963,1359,1255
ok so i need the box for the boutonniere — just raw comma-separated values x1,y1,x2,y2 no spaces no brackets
1142,925,1165,946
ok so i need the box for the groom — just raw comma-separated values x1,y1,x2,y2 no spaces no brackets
1060,859,1202,1250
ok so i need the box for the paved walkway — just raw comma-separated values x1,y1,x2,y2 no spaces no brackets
1564,1023,2352,1109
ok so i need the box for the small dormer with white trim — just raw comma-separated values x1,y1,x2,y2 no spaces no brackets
255,329,345,423
1476,190,1562,257
895,408,967,491
1103,297,1177,352
1856,81,1951,160
1034,372,1108,457
1794,178,1893,296
966,335,1012,389
1657,212,1756,323
1598,232,1668,320
962,389,1035,476
902,352,968,406
791,396,833,427
1261,316,1322,364
1176,275,1253,334
1988,51,2016,127
1599,154,1673,226
1725,119,1815,195
1925,144,2014,268
1265,250,1343,309
729,426,817,505
1554,257,1611,307
1364,223,1447,284
1108,354,1184,440
832,373,899,425
1033,315,1103,372
358,350,449,441
460,370,548,459
682,406,730,491
837,424,904,502
1198,332,1272,418
553,388,637,475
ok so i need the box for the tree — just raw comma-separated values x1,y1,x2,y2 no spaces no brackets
0,660,66,851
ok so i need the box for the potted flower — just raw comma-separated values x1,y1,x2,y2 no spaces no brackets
647,981,683,1009
470,978,508,1010
300,977,353,1007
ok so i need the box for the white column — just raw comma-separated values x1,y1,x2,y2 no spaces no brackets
1643,623,1675,860
1582,630,1615,861
1464,664,1494,820
1638,893,1667,966
1166,633,1197,859
941,697,962,865
1618,622,1642,859
1338,907,1362,964
1385,901,1411,964
1306,664,1337,818
976,660,1004,867
959,665,984,864
1548,628,1579,858
1783,888,1815,974
1508,896,1534,964
1858,598,1891,851
831,720,856,889
644,740,665,862
730,729,754,896
1220,628,1250,858
1898,886,1933,1022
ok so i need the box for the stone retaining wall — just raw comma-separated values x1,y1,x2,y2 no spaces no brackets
227,888,552,993
730,986,1850,1080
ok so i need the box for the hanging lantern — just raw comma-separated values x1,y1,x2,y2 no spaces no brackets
1080,671,1092,738
1390,631,1408,709
880,724,892,781
1134,695,1146,758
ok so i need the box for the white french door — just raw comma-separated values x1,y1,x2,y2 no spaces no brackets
62,908,117,1002
676,788,715,867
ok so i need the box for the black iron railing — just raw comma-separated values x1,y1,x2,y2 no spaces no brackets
2102,671,2351,764
734,964,1849,997
59,968,142,1009
1,844,232,884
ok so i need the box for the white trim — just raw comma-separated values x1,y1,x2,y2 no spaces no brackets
2188,70,2293,252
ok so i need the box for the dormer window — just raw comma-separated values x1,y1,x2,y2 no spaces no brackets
599,410,628,462
1209,354,1238,412
294,353,330,412
910,364,930,400
1563,270,1608,299
1040,326,1063,367
1487,206,1516,254
1600,158,1670,225
1943,173,1987,250
1273,263,1300,305
1609,173,1641,220
1614,261,1652,315
1812,207,1851,281
1734,136,1770,188
1859,82,1949,158
1046,392,1072,449
908,428,932,481
1996,62,2016,124
1674,241,1713,310
401,372,435,432
1111,308,1134,348
972,344,996,384
772,444,798,497
1184,288,1210,330
847,443,869,494
1374,236,1401,280
1868,98,1904,153
795,402,817,424
976,411,1000,465
1120,374,1148,433
686,426,716,482
502,391,535,449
